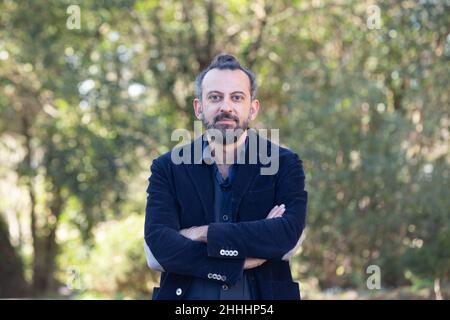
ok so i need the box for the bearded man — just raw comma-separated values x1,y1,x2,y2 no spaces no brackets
144,54,308,300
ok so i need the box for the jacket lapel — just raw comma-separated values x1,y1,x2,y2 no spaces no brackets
231,129,263,220
183,136,215,223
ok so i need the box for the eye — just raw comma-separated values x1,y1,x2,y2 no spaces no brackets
208,94,222,102
232,95,244,102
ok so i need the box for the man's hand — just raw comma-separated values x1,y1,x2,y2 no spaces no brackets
244,257,266,269
266,204,285,219
179,225,208,242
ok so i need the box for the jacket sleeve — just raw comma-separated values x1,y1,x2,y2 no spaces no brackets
206,153,308,260
144,157,245,286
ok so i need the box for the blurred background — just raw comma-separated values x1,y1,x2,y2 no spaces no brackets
0,0,448,299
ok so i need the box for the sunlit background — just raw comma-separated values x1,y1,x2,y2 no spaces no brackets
0,0,448,299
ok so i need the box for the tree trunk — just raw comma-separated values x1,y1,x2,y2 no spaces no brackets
21,113,65,295
434,277,443,300
0,215,29,297
31,235,58,294
32,189,63,295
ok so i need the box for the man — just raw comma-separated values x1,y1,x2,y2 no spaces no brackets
144,54,308,300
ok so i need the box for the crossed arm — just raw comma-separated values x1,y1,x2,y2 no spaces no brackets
179,204,296,269
145,153,307,285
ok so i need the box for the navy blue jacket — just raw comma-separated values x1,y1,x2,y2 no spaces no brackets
144,129,308,300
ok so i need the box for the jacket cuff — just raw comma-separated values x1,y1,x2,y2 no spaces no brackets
202,256,245,286
207,222,246,259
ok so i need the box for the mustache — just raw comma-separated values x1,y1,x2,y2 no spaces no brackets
214,113,239,123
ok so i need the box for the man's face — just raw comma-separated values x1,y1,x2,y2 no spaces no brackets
193,69,260,144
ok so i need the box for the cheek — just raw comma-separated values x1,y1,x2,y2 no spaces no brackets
238,108,250,121
203,108,217,121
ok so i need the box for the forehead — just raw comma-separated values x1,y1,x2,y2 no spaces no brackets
202,68,251,95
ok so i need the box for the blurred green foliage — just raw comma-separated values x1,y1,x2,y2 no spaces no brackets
57,214,157,299
0,0,448,298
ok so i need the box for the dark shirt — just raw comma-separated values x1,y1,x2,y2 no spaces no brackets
183,137,253,300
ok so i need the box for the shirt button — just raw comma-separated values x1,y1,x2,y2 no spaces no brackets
176,288,182,296
222,215,229,221
222,284,228,291
220,249,225,255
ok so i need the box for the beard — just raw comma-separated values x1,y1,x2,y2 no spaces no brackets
202,112,250,145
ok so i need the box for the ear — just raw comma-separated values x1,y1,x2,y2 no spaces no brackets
193,98,203,120
249,99,260,121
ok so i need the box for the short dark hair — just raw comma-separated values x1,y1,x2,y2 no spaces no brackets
195,54,257,101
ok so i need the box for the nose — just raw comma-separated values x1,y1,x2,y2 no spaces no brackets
219,97,233,113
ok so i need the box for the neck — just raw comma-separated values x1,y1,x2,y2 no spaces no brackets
207,130,248,165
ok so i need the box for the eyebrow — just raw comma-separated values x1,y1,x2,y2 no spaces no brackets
206,91,247,96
